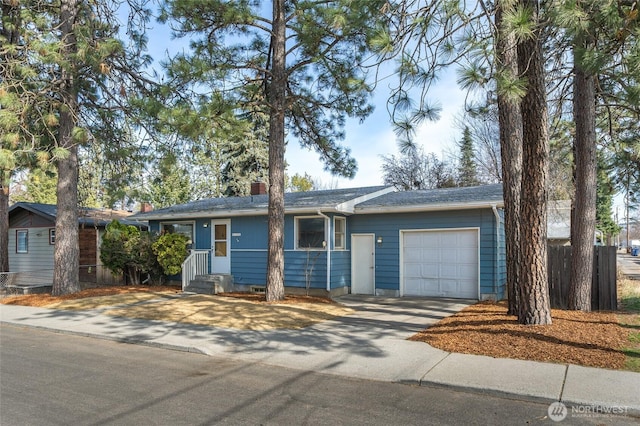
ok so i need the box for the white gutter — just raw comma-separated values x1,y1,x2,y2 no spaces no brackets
492,204,501,295
134,206,358,221
317,210,331,292
356,201,505,215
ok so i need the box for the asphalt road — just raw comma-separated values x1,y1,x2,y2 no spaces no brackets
0,325,635,426
618,252,640,280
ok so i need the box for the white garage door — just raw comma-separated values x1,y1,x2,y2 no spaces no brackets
402,229,478,299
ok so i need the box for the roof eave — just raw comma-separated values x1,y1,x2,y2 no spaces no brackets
355,200,505,214
135,206,357,221
8,203,55,220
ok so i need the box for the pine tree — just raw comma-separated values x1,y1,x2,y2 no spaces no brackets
160,0,386,300
515,0,552,325
457,126,479,186
11,168,58,204
495,0,524,316
548,0,640,310
2,0,159,293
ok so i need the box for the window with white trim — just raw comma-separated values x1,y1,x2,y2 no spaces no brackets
296,217,325,249
334,217,346,250
49,229,56,245
16,230,28,253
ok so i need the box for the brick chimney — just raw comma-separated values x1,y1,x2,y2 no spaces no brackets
139,202,153,213
250,182,267,195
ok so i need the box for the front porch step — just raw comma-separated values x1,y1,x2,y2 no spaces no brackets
184,274,234,295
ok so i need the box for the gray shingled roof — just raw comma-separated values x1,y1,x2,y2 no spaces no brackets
355,184,504,212
9,202,145,228
133,186,393,220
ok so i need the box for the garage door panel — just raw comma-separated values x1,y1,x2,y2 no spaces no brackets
404,263,423,277
404,233,423,247
457,281,478,298
456,231,477,246
439,264,461,279
456,263,478,277
402,229,478,299
404,249,423,262
420,248,441,261
420,263,440,276
405,278,438,296
440,248,458,260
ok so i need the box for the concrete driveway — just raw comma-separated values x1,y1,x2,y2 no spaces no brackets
328,295,475,339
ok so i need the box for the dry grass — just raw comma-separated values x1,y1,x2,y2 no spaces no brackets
1,286,353,330
618,278,640,372
1,286,182,307
105,294,353,330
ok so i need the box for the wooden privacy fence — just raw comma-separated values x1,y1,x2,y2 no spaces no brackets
547,245,617,311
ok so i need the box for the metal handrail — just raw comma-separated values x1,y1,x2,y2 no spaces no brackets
181,250,210,290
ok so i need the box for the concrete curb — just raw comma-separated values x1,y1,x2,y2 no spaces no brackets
3,296,640,421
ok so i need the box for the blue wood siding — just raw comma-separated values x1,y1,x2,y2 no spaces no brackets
330,250,350,289
230,215,330,289
349,209,506,299
150,207,506,297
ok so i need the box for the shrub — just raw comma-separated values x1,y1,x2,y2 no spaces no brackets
152,232,190,276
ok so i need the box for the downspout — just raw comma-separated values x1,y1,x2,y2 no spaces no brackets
317,211,331,292
491,205,501,297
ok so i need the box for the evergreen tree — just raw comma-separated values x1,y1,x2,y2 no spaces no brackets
515,0,552,324
457,108,502,184
595,154,620,244
495,0,524,316
145,153,193,209
2,0,158,293
11,168,58,204
160,0,386,300
457,126,479,186
549,0,640,311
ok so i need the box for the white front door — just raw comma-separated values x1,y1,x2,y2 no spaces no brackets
351,234,375,294
211,219,231,274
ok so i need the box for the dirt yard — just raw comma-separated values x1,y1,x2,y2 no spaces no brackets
1,286,353,331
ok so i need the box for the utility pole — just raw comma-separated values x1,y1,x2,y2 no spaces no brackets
626,185,630,253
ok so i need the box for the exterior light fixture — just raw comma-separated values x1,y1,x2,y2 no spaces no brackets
376,236,383,246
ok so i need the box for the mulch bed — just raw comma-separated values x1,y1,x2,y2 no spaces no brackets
409,301,629,370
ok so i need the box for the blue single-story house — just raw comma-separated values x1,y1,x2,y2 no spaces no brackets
133,184,506,300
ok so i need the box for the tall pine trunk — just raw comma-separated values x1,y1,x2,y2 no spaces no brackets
496,1,523,316
1,1,21,274
569,40,597,311
52,0,80,295
0,180,9,272
516,0,552,325
265,0,286,301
